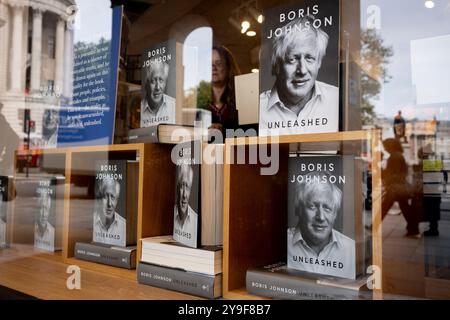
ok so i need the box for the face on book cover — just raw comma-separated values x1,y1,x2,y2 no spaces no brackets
99,179,120,222
38,192,51,229
275,30,323,106
299,184,337,246
176,164,193,218
146,63,168,110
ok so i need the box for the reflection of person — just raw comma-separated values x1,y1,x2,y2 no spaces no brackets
393,111,407,143
93,178,125,246
173,164,198,247
288,171,355,279
0,191,6,246
381,138,419,237
141,60,175,127
208,46,240,135
34,191,55,250
0,102,20,175
42,108,59,148
260,15,339,136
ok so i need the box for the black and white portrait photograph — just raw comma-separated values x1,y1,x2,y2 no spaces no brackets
173,161,200,248
259,0,340,136
34,183,56,251
141,39,176,127
92,171,126,247
41,108,59,148
287,156,356,279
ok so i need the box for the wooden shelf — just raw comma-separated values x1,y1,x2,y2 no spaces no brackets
0,245,200,300
62,143,175,272
222,130,383,300
10,143,176,288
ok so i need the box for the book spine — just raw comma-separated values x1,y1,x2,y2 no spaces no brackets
137,262,219,299
74,242,136,269
246,269,362,300
128,126,159,143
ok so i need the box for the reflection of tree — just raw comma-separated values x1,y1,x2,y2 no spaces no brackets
184,80,211,109
360,29,393,125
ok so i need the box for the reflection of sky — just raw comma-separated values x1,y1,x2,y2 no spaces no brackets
183,27,212,90
361,0,450,120
73,0,112,44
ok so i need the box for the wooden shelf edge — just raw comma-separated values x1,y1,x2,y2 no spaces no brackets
64,257,137,281
225,130,375,146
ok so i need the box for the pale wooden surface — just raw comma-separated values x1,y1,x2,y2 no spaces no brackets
0,245,201,300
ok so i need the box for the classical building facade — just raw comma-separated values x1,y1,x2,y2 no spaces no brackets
0,0,75,143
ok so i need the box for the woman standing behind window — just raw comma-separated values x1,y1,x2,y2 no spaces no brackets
208,46,241,136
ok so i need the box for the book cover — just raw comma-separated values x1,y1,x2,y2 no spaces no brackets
74,242,136,269
287,155,363,279
246,262,370,300
0,176,13,248
172,140,201,248
259,0,340,136
141,39,177,127
137,262,222,299
34,177,60,252
93,160,137,247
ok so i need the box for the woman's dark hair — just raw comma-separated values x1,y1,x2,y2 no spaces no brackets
213,45,241,107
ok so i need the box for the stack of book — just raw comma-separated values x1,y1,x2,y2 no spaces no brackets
138,235,222,298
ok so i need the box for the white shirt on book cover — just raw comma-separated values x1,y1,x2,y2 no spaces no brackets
93,211,126,247
34,222,55,251
141,94,175,127
173,205,198,248
287,226,355,279
259,81,338,136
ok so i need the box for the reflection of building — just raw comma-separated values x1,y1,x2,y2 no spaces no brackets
0,0,75,140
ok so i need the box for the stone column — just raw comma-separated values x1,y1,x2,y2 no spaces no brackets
30,8,44,93
10,4,24,93
0,1,9,94
54,17,65,95
63,25,74,99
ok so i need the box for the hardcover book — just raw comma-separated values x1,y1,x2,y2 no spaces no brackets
92,160,138,247
141,39,177,127
246,262,370,300
258,0,340,136
141,235,222,275
74,242,136,269
34,177,64,252
137,262,222,299
0,176,13,248
287,155,365,279
172,141,201,248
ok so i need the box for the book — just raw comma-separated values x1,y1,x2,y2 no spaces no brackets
0,176,13,248
141,39,177,127
141,235,222,275
172,140,201,248
92,160,138,247
128,124,197,144
287,155,366,279
74,242,136,269
201,143,224,246
137,262,222,299
246,262,370,300
33,176,65,252
258,0,340,136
